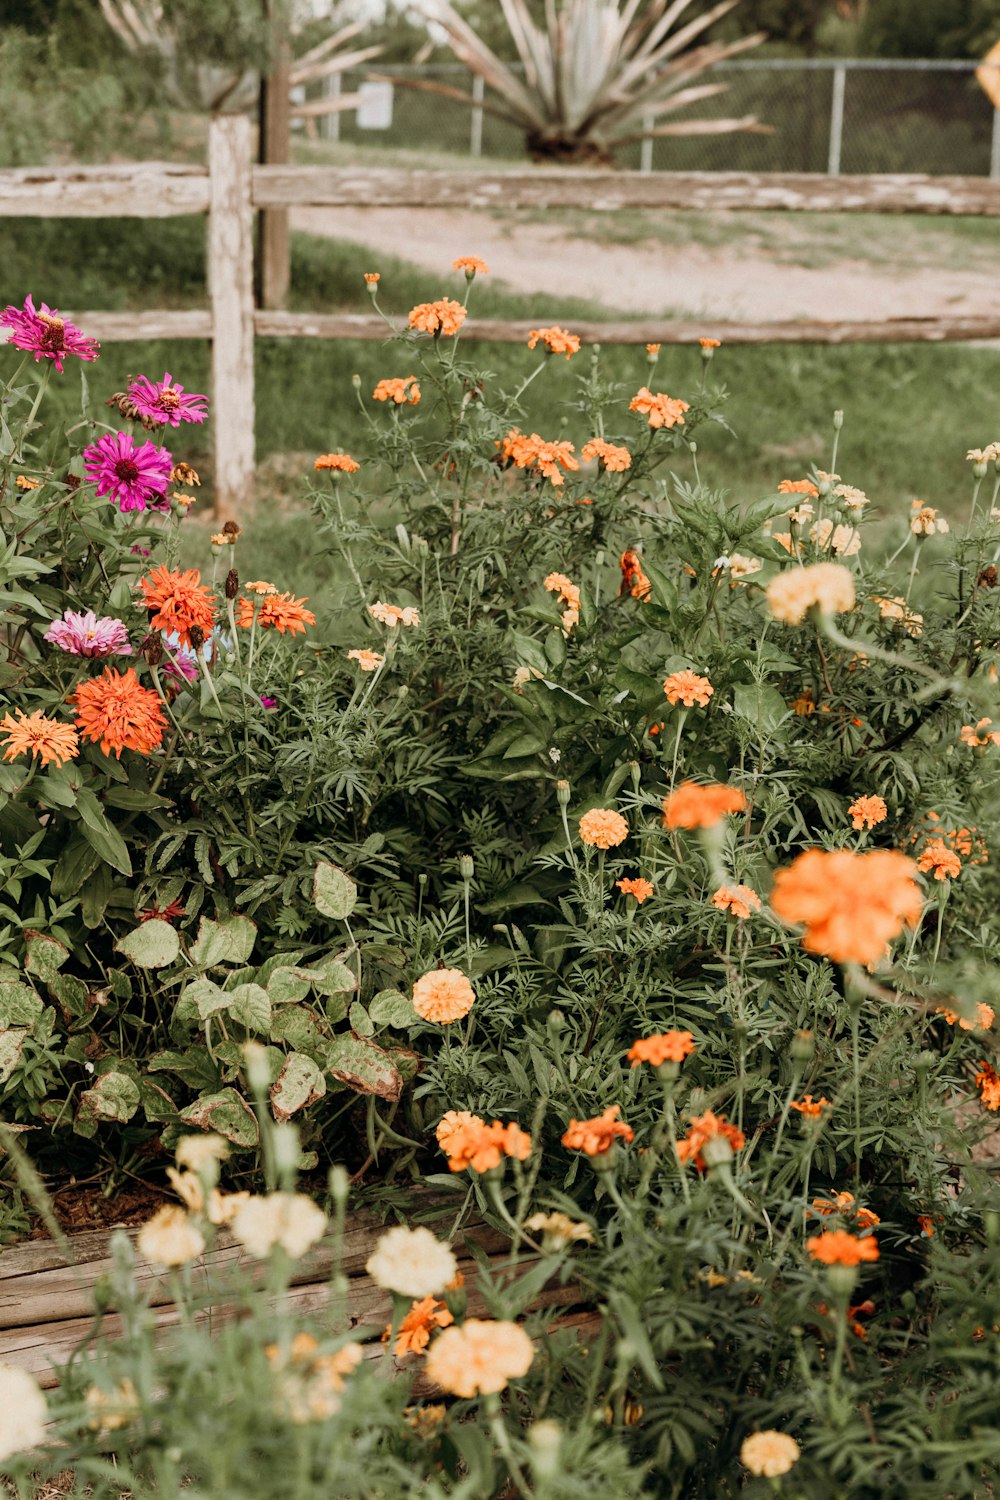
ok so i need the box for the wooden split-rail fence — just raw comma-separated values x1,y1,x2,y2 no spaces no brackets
2,115,1000,514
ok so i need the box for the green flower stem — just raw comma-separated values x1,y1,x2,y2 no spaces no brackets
484,1393,535,1499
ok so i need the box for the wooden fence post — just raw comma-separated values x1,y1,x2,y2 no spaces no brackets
257,40,292,309
209,114,256,521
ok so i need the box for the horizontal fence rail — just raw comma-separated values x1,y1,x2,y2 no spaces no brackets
3,117,1000,514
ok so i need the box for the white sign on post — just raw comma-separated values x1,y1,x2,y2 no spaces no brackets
356,81,394,130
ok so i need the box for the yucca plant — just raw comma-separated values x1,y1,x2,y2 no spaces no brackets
402,0,765,165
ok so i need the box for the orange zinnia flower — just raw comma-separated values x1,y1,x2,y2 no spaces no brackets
627,1032,695,1068
579,808,628,849
74,667,167,758
790,1095,831,1118
629,387,690,430
436,1111,532,1173
373,376,420,406
453,256,488,276
314,452,360,473
616,876,654,903
663,670,713,708
806,1230,879,1267
675,1110,745,1172
777,478,819,497
0,709,78,768
561,1106,634,1157
917,838,961,881
618,549,651,601
581,438,631,472
975,1062,1000,1111
809,1191,880,1229
383,1296,453,1358
236,592,316,635
770,848,922,966
527,325,580,358
408,299,466,337
412,968,475,1024
710,884,761,921
848,795,888,831
139,565,216,648
662,782,747,830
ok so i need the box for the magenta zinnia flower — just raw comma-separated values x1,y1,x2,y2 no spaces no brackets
163,647,198,684
1,295,99,372
44,610,132,658
125,371,208,428
83,431,173,514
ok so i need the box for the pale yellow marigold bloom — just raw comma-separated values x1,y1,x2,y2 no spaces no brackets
347,648,384,671
231,1192,327,1260
524,1211,595,1249
85,1378,140,1434
175,1133,229,1172
740,1430,801,1477
424,1318,534,1398
833,483,868,512
910,502,949,536
137,1204,206,1268
412,967,476,1024
0,1366,48,1460
766,563,855,625
579,808,628,848
366,1225,458,1299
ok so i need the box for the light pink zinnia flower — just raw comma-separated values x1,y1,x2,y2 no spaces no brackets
83,431,173,514
163,647,198,684
1,296,100,372
44,610,132,658
125,372,208,428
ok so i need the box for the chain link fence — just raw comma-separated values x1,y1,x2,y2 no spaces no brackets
298,59,1000,176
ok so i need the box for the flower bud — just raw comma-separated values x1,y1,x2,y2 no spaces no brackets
547,1008,566,1034
352,373,362,389
556,779,571,807
243,1040,272,1094
701,1134,734,1170
528,1419,562,1478
188,625,205,651
790,1028,815,1063
225,568,239,600
459,854,475,881
143,634,164,667
833,409,844,430
825,1262,859,1298
272,1122,301,1176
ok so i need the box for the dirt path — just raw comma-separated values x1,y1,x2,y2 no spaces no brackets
293,204,1000,322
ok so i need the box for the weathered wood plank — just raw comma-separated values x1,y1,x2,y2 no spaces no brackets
0,163,210,218
1,311,214,344
253,166,1000,216
255,310,1000,347
258,29,292,311
208,115,257,520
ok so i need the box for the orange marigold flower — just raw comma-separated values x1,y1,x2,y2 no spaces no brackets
347,648,384,672
236,592,316,635
872,594,923,638
15,474,41,490
383,1296,453,1358
616,876,654,903
778,478,819,497
627,1031,695,1068
917,838,961,881
373,376,420,406
74,667,167,758
501,429,579,486
806,1230,879,1267
364,272,380,285
527,325,580,358
314,452,360,473
424,1319,533,1398
0,709,78,768
663,669,713,708
245,580,278,595
139,565,216,649
710,884,761,921
848,794,888,831
619,549,651,601
975,1062,1000,1110
767,562,855,625
581,437,631,471
663,781,747,830
408,299,466,338
368,601,420,628
412,968,475,1024
579,808,628,848
675,1110,745,1172
453,255,488,276
771,848,922,966
939,1002,994,1031
699,337,721,350
436,1112,531,1173
961,718,1000,748
790,1094,831,1118
810,1191,880,1229
917,1215,936,1237
645,343,661,356
561,1105,634,1157
629,387,690,430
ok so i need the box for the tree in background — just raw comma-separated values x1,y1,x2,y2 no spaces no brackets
859,0,1000,59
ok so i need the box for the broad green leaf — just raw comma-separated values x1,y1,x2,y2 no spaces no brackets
269,1007,327,1054
24,931,69,980
326,1033,403,1101
731,682,790,735
189,915,257,968
185,978,231,1020
77,792,132,876
348,1001,374,1037
77,1071,141,1125
226,984,271,1033
179,1088,259,1148
313,863,357,921
270,1052,326,1120
0,1029,26,1082
307,959,357,996
116,920,181,970
50,836,101,899
0,982,43,1029
369,989,417,1028
267,966,311,1005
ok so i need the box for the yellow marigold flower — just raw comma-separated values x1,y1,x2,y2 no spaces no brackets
811,518,861,557
910,500,949,536
579,808,628,848
453,255,488,276
137,1205,205,1268
314,452,360,473
629,387,689,430
210,531,230,546
939,1002,994,1031
347,648,384,672
711,884,761,920
834,483,868,512
848,794,888,831
0,709,79,768
580,437,631,471
412,968,475,1024
408,299,466,337
527,325,580,358
85,1378,139,1435
766,562,856,625
244,579,278,595
366,1225,458,1299
175,1133,229,1172
917,838,961,881
424,1319,534,1398
0,1367,47,1461
872,595,922,637
616,876,654,903
15,475,40,490
368,601,420,627
524,1211,594,1248
663,669,713,708
373,376,420,406
960,718,1000,748
740,1431,800,1478
230,1192,327,1260
364,272,380,285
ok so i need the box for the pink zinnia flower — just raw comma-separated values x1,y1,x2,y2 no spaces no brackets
163,647,198,684
0,295,99,372
83,431,173,514
125,371,208,428
44,609,132,658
